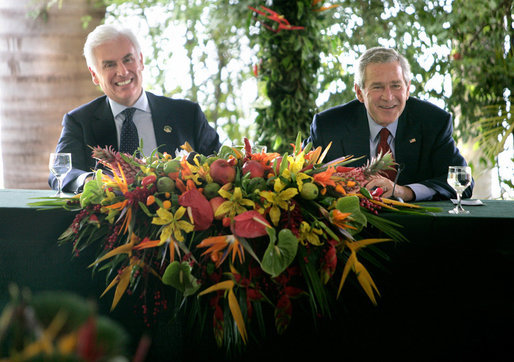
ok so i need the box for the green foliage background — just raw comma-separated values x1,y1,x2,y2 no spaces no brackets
97,0,512,196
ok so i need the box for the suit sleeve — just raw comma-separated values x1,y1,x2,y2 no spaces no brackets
418,113,474,200
48,113,93,193
304,113,323,149
192,103,221,156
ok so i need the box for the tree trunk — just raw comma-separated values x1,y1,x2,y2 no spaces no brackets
0,0,105,189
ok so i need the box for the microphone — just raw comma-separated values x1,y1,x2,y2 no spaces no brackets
390,163,404,202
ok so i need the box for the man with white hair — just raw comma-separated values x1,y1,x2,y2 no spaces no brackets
49,24,221,193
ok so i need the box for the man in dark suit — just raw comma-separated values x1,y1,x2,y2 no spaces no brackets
305,47,472,201
49,24,221,193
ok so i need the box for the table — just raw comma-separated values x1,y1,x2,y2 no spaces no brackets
1,189,513,361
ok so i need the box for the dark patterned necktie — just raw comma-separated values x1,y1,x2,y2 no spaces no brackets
377,128,397,181
119,107,139,155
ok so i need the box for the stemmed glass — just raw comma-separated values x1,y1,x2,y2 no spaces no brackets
447,165,472,214
49,153,72,197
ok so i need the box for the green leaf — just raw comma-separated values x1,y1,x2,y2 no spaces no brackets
335,195,367,234
162,261,200,297
80,170,105,207
261,228,299,277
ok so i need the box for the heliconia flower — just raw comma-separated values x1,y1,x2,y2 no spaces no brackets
230,210,270,238
179,187,214,231
320,240,338,284
213,300,224,347
248,5,305,33
274,294,293,335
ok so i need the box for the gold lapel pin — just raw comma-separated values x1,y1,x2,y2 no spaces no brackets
164,125,172,133
409,138,416,143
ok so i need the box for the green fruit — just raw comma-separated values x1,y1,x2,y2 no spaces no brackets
164,159,181,174
203,182,221,199
157,176,175,193
206,156,220,166
247,177,267,194
300,182,319,200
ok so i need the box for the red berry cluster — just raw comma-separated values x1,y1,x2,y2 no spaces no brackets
359,196,382,215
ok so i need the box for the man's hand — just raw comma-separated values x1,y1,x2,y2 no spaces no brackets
365,176,415,202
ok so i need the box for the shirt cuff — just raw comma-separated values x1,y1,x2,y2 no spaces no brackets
407,183,436,201
76,172,94,193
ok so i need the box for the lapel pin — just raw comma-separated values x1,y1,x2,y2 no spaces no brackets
164,125,172,133
409,138,416,143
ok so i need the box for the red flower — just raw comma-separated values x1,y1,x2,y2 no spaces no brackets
230,210,270,238
178,188,213,231
320,240,338,284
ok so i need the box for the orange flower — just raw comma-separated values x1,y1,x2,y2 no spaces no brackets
197,235,244,267
329,209,357,230
313,166,337,189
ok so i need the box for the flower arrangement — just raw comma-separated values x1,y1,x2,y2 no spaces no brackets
32,136,434,353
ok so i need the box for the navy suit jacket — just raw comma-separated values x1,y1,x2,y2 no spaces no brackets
305,97,473,200
49,91,221,193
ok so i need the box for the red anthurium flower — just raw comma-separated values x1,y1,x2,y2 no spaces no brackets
230,210,270,238
178,187,213,231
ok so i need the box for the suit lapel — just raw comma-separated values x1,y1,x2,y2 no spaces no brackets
91,97,117,149
342,103,370,166
147,92,180,154
395,103,422,181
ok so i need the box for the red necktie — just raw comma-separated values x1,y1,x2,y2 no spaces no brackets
376,128,397,181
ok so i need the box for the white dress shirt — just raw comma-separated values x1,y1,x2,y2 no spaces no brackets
366,113,436,201
109,91,158,157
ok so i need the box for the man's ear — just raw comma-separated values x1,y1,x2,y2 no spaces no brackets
354,84,364,103
89,67,99,85
139,52,144,71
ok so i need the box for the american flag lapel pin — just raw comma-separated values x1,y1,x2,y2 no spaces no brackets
164,125,172,133
409,138,416,143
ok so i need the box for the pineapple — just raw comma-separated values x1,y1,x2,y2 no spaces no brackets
91,146,143,185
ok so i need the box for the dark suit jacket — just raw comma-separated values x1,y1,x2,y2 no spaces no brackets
305,97,473,200
49,91,221,193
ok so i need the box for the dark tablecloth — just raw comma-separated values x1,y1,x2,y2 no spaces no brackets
1,189,513,361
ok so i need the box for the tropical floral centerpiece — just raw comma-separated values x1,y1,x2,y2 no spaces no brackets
31,136,435,353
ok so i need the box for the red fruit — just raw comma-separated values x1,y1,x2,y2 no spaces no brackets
209,196,226,220
242,160,265,178
210,159,236,184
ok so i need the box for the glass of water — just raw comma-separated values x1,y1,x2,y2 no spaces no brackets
49,153,72,197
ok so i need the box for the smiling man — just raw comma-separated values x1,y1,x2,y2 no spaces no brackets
49,24,221,193
305,47,472,201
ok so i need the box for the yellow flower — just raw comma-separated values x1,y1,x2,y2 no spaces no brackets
296,172,312,192
216,186,255,218
259,179,298,226
298,221,323,246
287,150,305,174
152,206,194,244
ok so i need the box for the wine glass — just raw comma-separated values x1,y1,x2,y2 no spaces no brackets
447,165,472,214
49,153,72,197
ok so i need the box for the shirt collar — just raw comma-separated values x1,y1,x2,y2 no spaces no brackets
367,112,399,141
108,90,150,118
